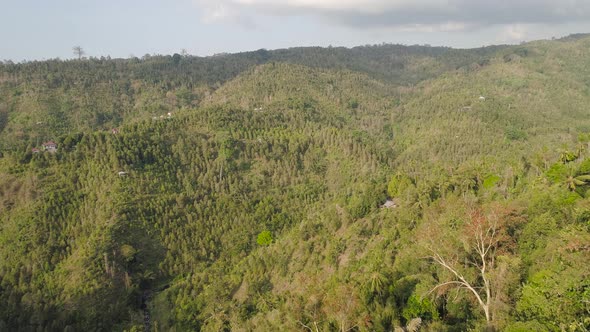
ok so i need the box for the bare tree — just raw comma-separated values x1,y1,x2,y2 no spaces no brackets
426,209,503,327
323,284,362,332
293,273,326,332
72,46,85,60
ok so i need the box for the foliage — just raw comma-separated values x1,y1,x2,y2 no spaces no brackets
1,34,590,330
401,295,439,323
256,231,273,246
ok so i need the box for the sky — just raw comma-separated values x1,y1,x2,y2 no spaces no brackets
1,0,590,61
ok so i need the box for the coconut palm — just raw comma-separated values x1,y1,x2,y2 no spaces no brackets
366,271,388,296
559,150,578,164
564,173,590,191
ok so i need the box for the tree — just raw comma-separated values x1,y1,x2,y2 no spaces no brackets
424,206,520,329
256,230,273,246
366,271,387,297
293,273,327,332
72,46,85,60
217,136,234,181
559,149,578,164
546,162,590,192
323,284,363,332
564,174,590,191
172,53,181,65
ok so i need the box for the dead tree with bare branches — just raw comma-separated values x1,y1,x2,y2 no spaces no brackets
426,208,503,327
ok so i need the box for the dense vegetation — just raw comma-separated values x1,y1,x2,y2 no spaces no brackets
1,35,589,331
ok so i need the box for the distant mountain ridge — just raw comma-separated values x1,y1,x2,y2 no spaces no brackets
0,39,517,150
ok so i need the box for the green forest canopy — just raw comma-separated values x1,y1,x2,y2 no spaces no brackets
1,35,589,331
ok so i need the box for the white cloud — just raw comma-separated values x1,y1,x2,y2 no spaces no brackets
233,0,450,14
394,22,471,33
194,0,590,30
496,24,529,43
202,3,234,22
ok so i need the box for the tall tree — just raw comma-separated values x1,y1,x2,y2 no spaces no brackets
72,46,85,59
424,205,521,329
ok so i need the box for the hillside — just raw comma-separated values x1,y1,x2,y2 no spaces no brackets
1,36,590,331
0,43,504,150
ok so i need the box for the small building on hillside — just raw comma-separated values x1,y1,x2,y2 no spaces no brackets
42,141,57,152
381,199,397,209
479,96,486,101
118,171,128,177
32,148,41,154
112,128,119,135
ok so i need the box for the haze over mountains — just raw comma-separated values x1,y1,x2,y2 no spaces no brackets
1,34,590,331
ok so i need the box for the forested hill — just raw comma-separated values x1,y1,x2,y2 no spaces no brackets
0,42,505,150
1,35,590,331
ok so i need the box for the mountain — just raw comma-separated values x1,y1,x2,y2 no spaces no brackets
0,36,589,331
0,43,504,150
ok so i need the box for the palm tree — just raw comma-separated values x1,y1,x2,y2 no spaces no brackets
559,150,578,164
366,271,387,296
564,173,590,191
